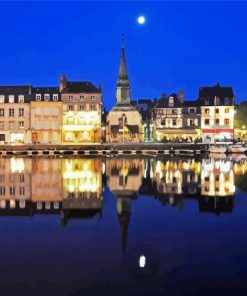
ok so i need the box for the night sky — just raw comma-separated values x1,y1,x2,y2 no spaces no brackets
0,1,247,109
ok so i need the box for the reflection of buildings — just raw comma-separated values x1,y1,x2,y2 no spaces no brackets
0,157,32,210
106,158,144,255
0,157,103,225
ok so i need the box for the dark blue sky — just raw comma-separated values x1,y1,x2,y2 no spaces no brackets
0,1,246,109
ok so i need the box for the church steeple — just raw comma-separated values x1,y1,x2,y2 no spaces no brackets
116,34,131,106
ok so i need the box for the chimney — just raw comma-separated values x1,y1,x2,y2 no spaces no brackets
59,74,67,92
98,82,102,92
28,85,32,95
178,89,184,103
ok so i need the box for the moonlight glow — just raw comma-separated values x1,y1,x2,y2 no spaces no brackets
137,16,145,25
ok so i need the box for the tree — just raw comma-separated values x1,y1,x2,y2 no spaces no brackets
234,102,247,129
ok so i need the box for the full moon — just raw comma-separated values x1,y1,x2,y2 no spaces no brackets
137,16,145,25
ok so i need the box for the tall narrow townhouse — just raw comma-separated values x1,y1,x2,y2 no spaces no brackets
60,75,102,144
31,87,62,144
0,86,32,144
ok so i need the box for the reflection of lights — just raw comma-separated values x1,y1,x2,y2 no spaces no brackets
139,255,146,268
11,158,24,173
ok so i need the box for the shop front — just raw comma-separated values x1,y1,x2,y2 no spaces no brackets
202,129,234,143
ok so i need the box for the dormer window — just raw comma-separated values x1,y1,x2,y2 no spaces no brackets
80,95,84,100
168,97,174,107
216,97,220,105
44,94,50,101
225,98,229,106
18,95,24,103
36,94,41,101
9,95,14,103
53,94,58,101
69,95,73,101
205,97,209,105
91,95,95,100
0,96,5,103
189,108,196,114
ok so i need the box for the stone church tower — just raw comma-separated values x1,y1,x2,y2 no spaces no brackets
106,36,144,143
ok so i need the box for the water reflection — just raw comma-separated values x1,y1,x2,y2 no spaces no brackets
0,156,246,221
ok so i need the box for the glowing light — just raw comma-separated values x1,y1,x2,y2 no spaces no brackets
137,16,146,25
139,255,146,268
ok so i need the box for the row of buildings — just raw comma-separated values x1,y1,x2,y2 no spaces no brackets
0,43,235,145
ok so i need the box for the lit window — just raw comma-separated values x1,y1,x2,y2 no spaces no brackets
36,94,41,101
53,94,58,101
0,109,4,117
215,108,219,113
18,95,24,103
205,108,210,114
44,94,50,101
19,121,24,128
9,95,14,103
224,118,230,125
0,96,4,103
225,108,230,113
169,97,174,106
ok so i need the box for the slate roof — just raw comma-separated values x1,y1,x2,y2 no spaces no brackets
198,83,234,106
62,81,100,94
33,87,59,93
155,94,184,108
0,85,32,103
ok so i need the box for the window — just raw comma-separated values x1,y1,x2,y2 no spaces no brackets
91,95,95,99
18,95,24,103
90,104,97,111
19,187,25,195
9,108,14,117
10,186,15,196
216,97,220,105
224,118,230,125
172,119,176,126
36,94,41,101
9,95,14,103
161,118,166,126
205,97,209,105
171,109,177,114
0,186,5,196
68,104,74,111
225,108,230,113
205,108,210,114
9,121,14,129
79,104,85,111
225,98,229,105
205,119,210,125
44,94,50,101
0,134,5,141
215,108,219,114
80,95,84,100
216,119,219,125
189,108,195,114
0,95,4,103
53,94,58,101
0,109,4,117
169,97,174,106
19,121,24,128
19,174,24,182
0,122,4,130
69,95,73,100
19,108,24,117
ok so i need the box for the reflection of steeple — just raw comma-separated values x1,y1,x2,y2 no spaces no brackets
116,33,131,106
117,196,131,256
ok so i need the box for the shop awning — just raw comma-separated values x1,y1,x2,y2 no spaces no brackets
157,129,198,135
202,129,234,133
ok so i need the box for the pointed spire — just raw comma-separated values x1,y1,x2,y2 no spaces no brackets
116,33,131,106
